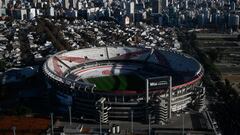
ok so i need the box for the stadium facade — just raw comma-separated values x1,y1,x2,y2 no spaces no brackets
43,46,205,124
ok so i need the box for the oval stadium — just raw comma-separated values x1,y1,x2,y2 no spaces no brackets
43,46,205,123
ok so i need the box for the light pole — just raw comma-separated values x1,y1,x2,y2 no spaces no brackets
99,112,102,135
68,106,72,125
148,114,151,135
50,113,54,135
146,79,149,103
182,114,184,135
12,126,16,135
131,110,133,134
168,76,172,119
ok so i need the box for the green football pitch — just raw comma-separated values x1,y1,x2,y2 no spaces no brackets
86,74,146,91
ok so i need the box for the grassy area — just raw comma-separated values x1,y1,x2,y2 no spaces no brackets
86,74,145,91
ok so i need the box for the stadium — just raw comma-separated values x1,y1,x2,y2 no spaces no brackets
43,46,205,123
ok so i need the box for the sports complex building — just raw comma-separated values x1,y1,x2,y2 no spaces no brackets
43,46,205,124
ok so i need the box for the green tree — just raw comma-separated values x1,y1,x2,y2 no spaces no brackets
0,60,6,71
12,105,32,116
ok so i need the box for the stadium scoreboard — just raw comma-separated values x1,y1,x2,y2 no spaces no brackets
146,76,172,118
147,76,172,90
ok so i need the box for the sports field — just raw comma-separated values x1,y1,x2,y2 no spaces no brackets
86,74,145,91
